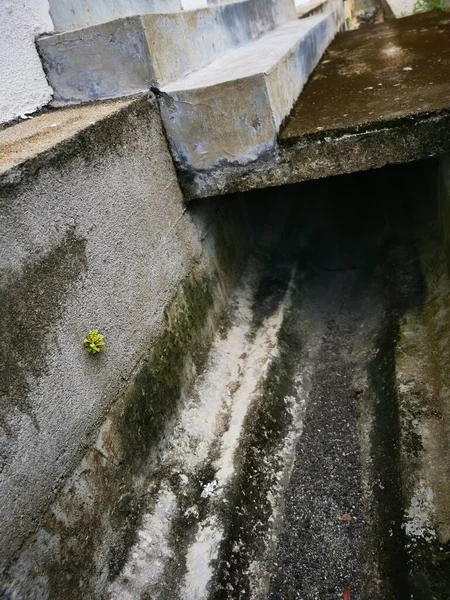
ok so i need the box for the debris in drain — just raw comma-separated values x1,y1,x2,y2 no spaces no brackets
341,513,352,523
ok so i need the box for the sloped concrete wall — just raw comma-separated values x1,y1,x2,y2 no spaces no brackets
0,95,249,596
0,0,53,124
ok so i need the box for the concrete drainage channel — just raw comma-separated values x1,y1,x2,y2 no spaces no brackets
108,158,450,600
3,156,450,599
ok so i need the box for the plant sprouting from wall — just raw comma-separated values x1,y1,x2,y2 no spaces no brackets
83,329,105,355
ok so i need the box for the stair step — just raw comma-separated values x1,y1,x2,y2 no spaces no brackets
48,0,182,32
159,14,335,171
37,0,297,105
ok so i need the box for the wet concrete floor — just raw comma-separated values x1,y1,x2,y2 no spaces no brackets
281,10,450,140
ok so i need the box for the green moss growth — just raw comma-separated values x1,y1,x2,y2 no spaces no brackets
120,273,216,467
413,0,449,12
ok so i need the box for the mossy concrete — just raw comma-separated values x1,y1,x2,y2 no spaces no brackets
1,200,250,598
0,92,250,597
367,156,450,598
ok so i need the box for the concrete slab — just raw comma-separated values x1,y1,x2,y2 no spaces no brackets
0,99,135,177
38,0,297,104
281,10,450,140
179,10,450,199
160,14,336,170
48,0,181,32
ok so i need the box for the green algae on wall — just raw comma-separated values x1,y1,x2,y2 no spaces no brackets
379,156,450,599
1,198,250,600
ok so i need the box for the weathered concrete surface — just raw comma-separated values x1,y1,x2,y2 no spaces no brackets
0,99,133,176
0,0,53,125
48,0,181,32
38,0,296,105
160,14,336,170
263,160,450,600
296,0,346,29
347,0,384,27
179,10,450,199
9,158,446,600
0,93,250,596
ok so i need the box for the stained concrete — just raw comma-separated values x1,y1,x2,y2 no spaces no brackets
7,158,445,599
0,98,134,176
177,10,450,199
281,10,450,139
37,0,297,104
160,14,336,171
0,93,250,594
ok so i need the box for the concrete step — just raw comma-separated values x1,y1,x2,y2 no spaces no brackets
159,13,335,172
48,0,182,32
37,0,297,105
296,0,345,33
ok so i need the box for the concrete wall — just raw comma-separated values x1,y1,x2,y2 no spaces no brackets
0,0,53,125
0,94,249,596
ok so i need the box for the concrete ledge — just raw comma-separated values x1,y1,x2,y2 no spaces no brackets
175,10,450,199
160,14,335,171
0,99,136,179
180,110,450,198
37,0,297,104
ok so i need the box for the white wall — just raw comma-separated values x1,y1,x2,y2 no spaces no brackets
0,0,53,125
181,0,208,8
385,0,415,15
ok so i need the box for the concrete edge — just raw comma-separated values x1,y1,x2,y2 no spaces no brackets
179,109,450,199
0,95,151,189
158,73,278,171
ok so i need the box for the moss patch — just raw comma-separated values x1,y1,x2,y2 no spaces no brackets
119,273,216,468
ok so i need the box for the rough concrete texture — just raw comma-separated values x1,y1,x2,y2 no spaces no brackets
37,0,297,105
48,0,181,32
4,159,448,599
160,14,336,171
0,93,249,593
0,0,53,125
262,159,450,600
179,11,450,199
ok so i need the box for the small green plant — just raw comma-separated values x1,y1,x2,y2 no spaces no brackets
413,0,448,12
83,329,105,355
